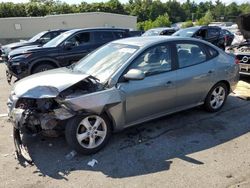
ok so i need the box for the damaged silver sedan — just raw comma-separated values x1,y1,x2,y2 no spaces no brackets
8,36,239,159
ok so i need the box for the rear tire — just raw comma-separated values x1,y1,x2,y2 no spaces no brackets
204,82,228,112
65,114,111,155
32,63,56,74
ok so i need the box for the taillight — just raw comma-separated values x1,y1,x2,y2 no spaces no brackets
235,57,240,64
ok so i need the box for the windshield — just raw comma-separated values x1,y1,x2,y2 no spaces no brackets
142,30,161,36
29,31,47,42
43,31,73,48
173,27,199,37
73,43,139,83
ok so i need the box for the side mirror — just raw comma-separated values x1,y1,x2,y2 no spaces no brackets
124,69,145,80
63,41,75,50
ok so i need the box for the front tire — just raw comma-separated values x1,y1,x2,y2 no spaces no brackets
32,63,55,74
204,82,228,112
65,114,111,155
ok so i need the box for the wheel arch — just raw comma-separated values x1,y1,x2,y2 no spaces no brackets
102,110,116,132
29,58,59,74
215,80,231,93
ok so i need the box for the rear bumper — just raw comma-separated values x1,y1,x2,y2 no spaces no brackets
239,63,250,76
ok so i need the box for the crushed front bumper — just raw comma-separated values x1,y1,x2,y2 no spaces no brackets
8,108,33,164
8,92,75,164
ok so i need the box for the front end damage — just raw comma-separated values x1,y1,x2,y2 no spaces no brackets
8,75,108,163
225,13,250,75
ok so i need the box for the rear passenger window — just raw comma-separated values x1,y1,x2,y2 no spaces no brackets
94,31,114,42
113,31,126,39
207,29,219,38
206,45,218,58
51,32,60,39
176,43,207,68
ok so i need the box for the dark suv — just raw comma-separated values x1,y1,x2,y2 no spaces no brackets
173,26,225,49
1,29,67,57
5,28,129,82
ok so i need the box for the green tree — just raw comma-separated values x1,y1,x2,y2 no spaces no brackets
181,20,194,28
196,10,213,25
195,1,213,20
212,0,226,21
225,2,241,21
107,0,127,14
165,0,186,23
137,14,171,31
239,3,250,14
25,2,48,16
152,14,171,27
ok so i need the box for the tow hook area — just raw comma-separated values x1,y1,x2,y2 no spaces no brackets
13,127,33,165
6,69,12,85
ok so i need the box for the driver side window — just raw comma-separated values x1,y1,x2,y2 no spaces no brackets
129,44,172,76
66,32,90,46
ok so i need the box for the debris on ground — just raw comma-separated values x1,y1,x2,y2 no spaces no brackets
87,159,98,167
65,150,77,160
233,81,250,100
0,113,8,118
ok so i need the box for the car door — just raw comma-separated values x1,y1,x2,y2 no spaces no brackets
117,43,177,125
174,41,216,108
206,28,220,46
93,31,116,46
58,32,95,66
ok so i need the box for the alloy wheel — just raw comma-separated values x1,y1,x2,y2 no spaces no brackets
76,115,107,149
209,86,226,110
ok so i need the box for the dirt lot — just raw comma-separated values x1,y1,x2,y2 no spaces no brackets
0,63,250,188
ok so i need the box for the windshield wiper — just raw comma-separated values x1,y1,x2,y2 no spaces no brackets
88,75,100,83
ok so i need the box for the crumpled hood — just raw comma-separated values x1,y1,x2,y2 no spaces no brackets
13,67,90,98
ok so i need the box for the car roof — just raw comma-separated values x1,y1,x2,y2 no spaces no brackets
47,29,68,32
112,36,210,47
67,27,129,33
148,27,175,31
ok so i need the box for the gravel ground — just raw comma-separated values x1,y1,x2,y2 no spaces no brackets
0,63,250,188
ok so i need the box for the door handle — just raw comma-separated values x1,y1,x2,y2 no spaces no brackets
165,81,173,87
208,70,214,74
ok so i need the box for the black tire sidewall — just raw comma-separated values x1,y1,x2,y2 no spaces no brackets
65,114,111,155
32,64,55,74
204,83,228,112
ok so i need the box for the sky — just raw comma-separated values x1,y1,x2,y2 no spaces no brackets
0,0,249,5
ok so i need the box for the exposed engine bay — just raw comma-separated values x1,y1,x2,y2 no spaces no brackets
9,77,102,135
8,76,104,163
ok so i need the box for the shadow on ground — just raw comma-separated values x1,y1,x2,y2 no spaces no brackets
18,96,250,180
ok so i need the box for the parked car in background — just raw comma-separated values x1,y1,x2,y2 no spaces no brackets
220,29,234,46
225,13,250,76
1,29,67,58
142,27,177,36
8,36,239,160
5,28,130,83
129,30,144,37
173,26,226,49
